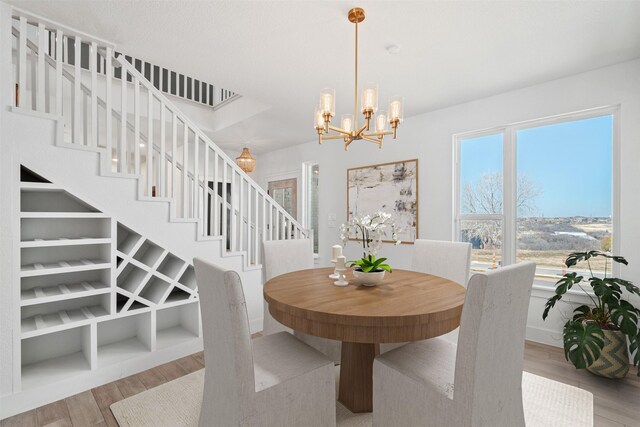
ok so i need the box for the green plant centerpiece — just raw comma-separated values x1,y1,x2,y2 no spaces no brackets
542,251,640,377
339,211,400,286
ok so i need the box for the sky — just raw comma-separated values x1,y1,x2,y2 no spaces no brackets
460,115,613,218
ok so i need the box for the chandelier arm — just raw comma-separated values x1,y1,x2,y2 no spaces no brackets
361,135,382,145
321,134,349,140
363,130,394,138
355,123,368,137
327,124,353,136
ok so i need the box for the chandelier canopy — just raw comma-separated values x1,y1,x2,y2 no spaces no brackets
314,7,404,150
236,147,256,173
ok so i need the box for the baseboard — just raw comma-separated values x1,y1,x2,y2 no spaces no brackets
0,337,203,420
526,325,563,348
249,317,263,335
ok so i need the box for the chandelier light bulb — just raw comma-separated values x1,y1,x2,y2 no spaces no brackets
341,114,354,133
389,96,404,122
314,108,325,129
319,88,336,116
361,83,378,113
375,110,387,132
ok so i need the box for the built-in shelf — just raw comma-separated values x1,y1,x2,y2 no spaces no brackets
21,350,92,391
21,325,93,389
97,314,152,367
21,305,109,338
20,237,112,248
133,241,166,269
178,266,196,290
20,182,64,192
18,169,201,395
157,254,186,280
21,212,111,219
21,260,111,277
156,302,200,349
21,281,110,306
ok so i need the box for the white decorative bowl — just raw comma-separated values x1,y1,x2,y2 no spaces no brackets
352,268,386,286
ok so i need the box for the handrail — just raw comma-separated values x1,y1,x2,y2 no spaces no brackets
114,54,308,235
11,8,308,268
17,27,272,238
12,26,150,148
12,6,116,49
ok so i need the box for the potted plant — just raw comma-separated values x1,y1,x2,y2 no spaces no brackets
542,250,640,378
339,211,400,286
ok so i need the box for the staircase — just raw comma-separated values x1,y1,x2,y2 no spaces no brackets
10,6,309,272
1,6,310,417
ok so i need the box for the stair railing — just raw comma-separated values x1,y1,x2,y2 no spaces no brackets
10,7,309,268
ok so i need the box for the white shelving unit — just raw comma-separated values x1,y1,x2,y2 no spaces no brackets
18,170,201,394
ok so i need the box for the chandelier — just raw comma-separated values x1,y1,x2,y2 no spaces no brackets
314,7,404,150
236,147,256,173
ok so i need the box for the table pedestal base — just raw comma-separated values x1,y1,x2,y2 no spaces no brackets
338,342,380,413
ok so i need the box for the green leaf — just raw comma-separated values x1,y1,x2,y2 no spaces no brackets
554,272,582,296
565,252,589,268
572,305,591,321
378,264,392,273
361,264,373,273
609,300,639,336
563,321,605,369
543,294,562,320
590,277,619,303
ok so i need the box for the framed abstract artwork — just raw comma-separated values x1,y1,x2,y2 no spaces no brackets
347,159,418,243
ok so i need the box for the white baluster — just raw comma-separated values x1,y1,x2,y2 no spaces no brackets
90,41,97,146
239,177,244,251
182,124,189,215
55,29,63,114
230,170,236,252
212,151,219,235
105,48,113,167
171,111,177,199
17,17,27,108
222,162,228,246
194,134,199,215
269,202,273,240
147,91,153,196
82,91,88,145
73,36,81,145
134,78,140,175
203,145,210,235
262,196,267,246
254,188,259,263
159,102,166,196
36,23,46,112
120,67,127,172
246,183,251,257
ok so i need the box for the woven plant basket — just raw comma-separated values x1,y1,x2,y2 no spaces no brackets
586,328,630,379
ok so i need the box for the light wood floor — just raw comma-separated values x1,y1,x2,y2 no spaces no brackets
2,339,638,427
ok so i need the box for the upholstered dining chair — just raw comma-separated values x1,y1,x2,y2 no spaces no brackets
373,262,536,427
381,239,472,352
194,258,336,427
262,239,342,363
411,239,472,287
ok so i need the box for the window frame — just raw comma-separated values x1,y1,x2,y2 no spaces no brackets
453,105,621,281
301,161,320,257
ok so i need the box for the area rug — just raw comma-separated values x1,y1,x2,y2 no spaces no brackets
111,368,592,426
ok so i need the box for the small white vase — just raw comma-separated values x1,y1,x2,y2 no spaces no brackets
352,268,386,286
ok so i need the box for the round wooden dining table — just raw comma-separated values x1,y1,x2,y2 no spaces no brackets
263,267,465,413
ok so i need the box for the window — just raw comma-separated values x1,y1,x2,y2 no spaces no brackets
302,162,320,255
455,109,617,283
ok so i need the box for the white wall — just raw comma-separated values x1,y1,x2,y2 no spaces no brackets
256,59,640,348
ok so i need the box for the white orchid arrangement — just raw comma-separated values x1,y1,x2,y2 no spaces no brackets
339,211,401,272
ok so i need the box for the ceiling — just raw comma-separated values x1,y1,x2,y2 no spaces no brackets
9,1,640,153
